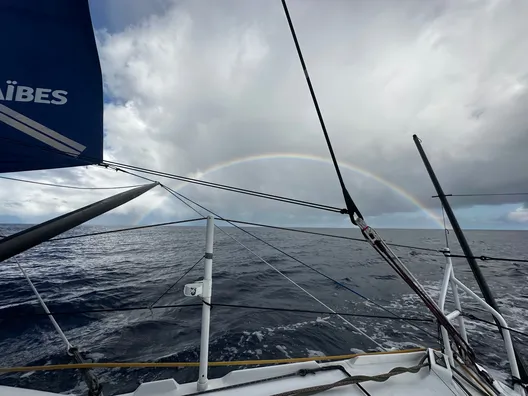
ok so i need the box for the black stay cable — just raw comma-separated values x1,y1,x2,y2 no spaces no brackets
281,0,362,225
44,210,525,266
370,240,472,360
149,255,205,309
84,162,528,264
5,164,521,265
433,192,528,197
103,162,345,214
0,135,346,215
0,301,435,323
216,218,440,253
46,218,206,242
0,175,145,190
159,184,439,341
445,253,528,264
463,313,528,338
280,2,490,367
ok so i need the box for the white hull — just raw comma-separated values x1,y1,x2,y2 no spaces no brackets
0,349,518,396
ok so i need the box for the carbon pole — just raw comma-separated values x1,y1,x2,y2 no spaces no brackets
281,0,362,224
0,182,158,263
413,134,528,384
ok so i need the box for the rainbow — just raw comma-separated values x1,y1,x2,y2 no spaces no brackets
134,153,444,228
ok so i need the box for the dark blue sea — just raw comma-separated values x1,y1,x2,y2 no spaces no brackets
0,224,527,395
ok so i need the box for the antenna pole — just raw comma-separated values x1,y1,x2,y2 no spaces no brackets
413,134,528,384
197,216,214,391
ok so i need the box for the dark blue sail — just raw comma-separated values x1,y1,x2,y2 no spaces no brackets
0,0,103,173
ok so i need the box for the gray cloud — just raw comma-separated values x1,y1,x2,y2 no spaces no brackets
1,0,527,228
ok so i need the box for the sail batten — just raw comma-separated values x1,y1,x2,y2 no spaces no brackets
0,0,103,173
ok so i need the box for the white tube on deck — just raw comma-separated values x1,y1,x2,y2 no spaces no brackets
452,276,522,394
17,259,73,351
438,248,454,365
197,216,214,391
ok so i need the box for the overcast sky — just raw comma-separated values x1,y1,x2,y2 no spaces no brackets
1,0,528,229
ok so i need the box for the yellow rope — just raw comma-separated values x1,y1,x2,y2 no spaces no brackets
0,348,425,373
459,363,494,396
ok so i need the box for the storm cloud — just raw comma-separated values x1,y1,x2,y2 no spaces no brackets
1,0,527,228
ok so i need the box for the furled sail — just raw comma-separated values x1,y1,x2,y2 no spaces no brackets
0,0,103,173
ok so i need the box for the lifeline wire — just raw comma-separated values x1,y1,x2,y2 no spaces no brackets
0,302,434,323
433,192,528,197
100,170,396,343
99,167,441,253
215,218,440,253
4,134,525,215
47,218,206,242
6,301,528,340
160,184,439,342
149,255,205,308
463,313,528,338
10,255,72,350
43,209,526,264
0,175,145,190
160,186,386,349
3,140,522,262
0,135,347,215
444,253,528,264
103,162,345,213
4,253,102,395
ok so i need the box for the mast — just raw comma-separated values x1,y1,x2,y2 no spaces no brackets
413,134,528,385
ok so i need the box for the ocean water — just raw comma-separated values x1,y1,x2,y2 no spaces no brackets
0,224,527,395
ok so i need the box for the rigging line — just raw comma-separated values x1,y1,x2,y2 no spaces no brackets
433,193,528,197
0,175,146,190
215,218,441,253
0,232,71,348
221,232,385,349
106,165,157,184
111,167,438,339
0,302,435,323
0,349,429,372
47,218,206,242
270,355,430,396
160,186,385,349
9,255,72,350
149,255,205,308
104,163,342,212
281,0,362,224
3,251,103,395
463,314,528,338
366,234,473,359
0,136,347,214
441,205,450,248
162,185,439,341
444,253,528,264
102,162,345,214
280,0,462,356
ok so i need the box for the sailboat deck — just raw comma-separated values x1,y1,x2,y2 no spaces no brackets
2,350,511,396
131,351,454,396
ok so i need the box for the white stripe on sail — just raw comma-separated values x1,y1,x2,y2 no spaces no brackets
0,103,85,153
0,112,80,157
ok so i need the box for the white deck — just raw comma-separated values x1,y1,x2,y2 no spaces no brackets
0,349,516,396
